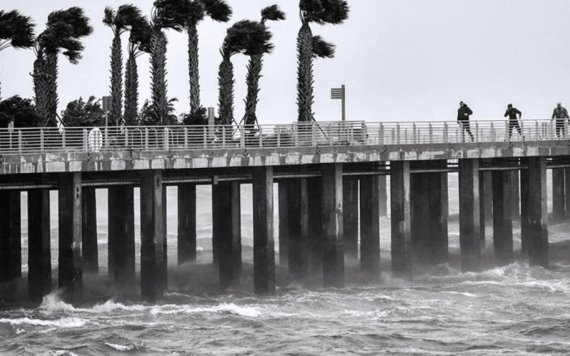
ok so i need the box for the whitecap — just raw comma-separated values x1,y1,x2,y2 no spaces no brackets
0,317,87,328
104,342,140,352
90,300,147,313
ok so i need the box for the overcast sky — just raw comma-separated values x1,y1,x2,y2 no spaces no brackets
1,0,570,124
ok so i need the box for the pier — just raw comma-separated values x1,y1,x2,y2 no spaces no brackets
0,119,566,302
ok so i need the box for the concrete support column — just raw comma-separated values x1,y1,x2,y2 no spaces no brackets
82,187,98,274
391,161,412,277
378,164,388,217
459,159,481,272
287,179,309,280
28,189,51,302
0,191,21,283
277,181,289,267
359,175,380,279
410,161,448,267
108,186,135,291
252,166,275,294
321,164,344,287
212,181,241,290
522,157,549,267
520,167,530,258
552,168,565,221
479,170,493,247
343,178,359,259
307,178,323,275
58,173,82,299
411,169,429,266
511,170,521,220
178,184,197,264
140,170,166,302
565,168,570,218
492,170,514,265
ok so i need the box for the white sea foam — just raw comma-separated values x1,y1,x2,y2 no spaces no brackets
90,300,147,313
150,303,262,318
104,342,140,352
0,317,87,328
39,293,76,313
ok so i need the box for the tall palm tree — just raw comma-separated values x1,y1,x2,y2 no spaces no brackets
218,20,272,126
184,0,232,117
150,0,186,125
0,10,35,100
34,7,93,126
124,16,151,126
297,0,349,122
103,5,145,126
243,5,285,127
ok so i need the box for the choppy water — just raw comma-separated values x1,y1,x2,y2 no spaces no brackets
1,174,570,355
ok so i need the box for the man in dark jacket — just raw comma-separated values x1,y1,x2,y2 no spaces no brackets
457,101,474,142
505,104,524,140
552,102,569,138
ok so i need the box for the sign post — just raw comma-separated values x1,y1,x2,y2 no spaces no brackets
331,85,346,121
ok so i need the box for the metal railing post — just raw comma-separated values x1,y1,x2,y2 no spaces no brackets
443,122,448,143
475,122,479,142
429,123,433,144
184,127,188,149
203,127,207,149
396,124,401,144
240,126,245,148
412,123,417,144
379,123,384,145
124,128,129,148
222,126,226,148
259,127,263,148
40,129,44,152
62,129,66,148
83,129,88,152
144,128,149,150
18,130,22,153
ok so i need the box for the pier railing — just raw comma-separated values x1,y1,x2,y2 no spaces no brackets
0,119,566,154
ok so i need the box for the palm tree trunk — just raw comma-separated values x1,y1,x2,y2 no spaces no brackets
244,54,263,126
187,22,200,115
150,28,168,125
110,34,123,126
33,51,49,124
296,22,313,122
45,51,58,127
217,57,234,126
124,52,138,126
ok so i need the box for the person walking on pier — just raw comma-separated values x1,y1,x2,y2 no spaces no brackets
551,102,569,138
505,104,524,140
457,101,474,142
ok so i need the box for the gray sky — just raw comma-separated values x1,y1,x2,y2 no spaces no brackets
1,0,570,124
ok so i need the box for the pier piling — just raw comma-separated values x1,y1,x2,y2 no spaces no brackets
278,181,289,267
140,170,166,302
459,159,481,272
178,183,197,264
82,187,98,274
0,191,21,283
58,173,82,300
359,174,380,279
321,164,345,288
287,179,309,281
552,168,565,221
523,157,549,267
391,161,412,277
28,188,51,301
253,166,276,294
108,186,135,291
343,177,359,259
492,170,514,265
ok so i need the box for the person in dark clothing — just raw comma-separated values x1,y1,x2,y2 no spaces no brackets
551,102,569,138
457,101,474,142
505,104,524,140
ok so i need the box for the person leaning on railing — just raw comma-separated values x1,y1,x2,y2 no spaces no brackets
551,102,569,138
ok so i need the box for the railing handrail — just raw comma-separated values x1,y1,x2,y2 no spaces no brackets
0,119,566,155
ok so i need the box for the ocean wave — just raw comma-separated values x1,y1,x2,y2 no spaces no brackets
0,317,87,328
150,303,262,318
104,342,144,352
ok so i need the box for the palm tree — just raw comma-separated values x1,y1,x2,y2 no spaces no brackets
218,20,272,126
243,5,285,127
184,0,232,117
150,0,186,125
34,7,93,126
103,5,146,126
0,10,35,100
297,0,349,122
124,16,151,126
